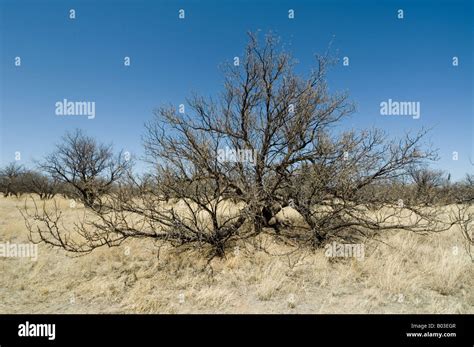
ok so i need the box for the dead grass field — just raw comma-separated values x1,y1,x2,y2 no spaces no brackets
0,195,473,313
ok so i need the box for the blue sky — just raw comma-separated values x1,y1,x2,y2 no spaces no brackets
0,0,472,180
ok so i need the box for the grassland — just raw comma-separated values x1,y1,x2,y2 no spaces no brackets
0,195,472,313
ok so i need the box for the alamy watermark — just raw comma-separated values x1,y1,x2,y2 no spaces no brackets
324,241,365,260
55,98,95,119
217,147,257,165
380,99,420,119
18,321,55,341
0,241,38,261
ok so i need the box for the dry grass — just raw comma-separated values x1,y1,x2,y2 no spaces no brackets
0,195,472,313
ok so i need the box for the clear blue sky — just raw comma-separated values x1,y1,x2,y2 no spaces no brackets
0,0,472,180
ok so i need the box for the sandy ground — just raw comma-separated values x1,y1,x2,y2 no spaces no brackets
0,195,473,313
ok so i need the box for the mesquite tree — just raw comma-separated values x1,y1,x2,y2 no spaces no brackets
39,129,131,208
22,32,472,257
0,162,25,197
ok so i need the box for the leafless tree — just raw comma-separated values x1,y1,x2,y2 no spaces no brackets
21,170,59,200
21,32,472,257
39,129,131,208
144,32,356,234
0,162,25,197
408,167,447,205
